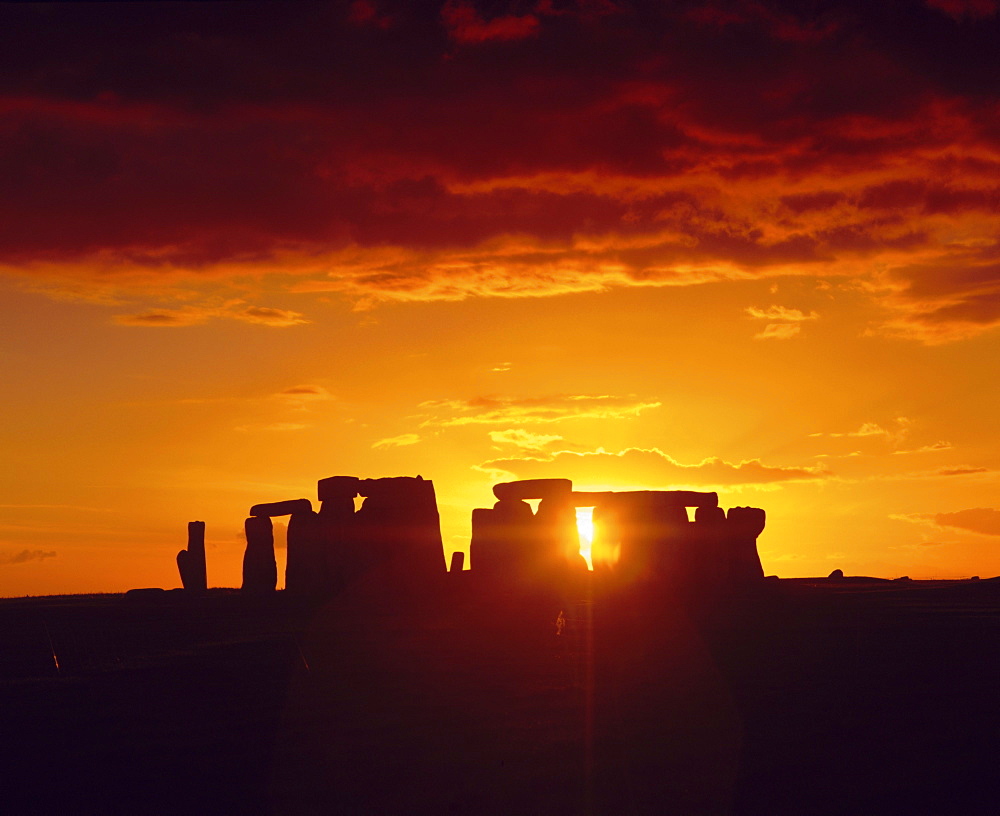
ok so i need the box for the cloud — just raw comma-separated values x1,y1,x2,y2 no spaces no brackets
489,429,563,450
235,423,310,432
233,306,309,327
933,465,990,476
754,323,801,340
273,384,335,411
113,309,209,327
933,508,1000,534
113,302,309,328
925,0,998,21
0,4,998,340
419,394,661,426
746,305,819,322
900,507,1000,536
477,447,831,488
891,441,953,455
1,549,57,565
275,385,332,401
441,1,540,43
810,418,911,443
748,304,818,339
372,433,420,449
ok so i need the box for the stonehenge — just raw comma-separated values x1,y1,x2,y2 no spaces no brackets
240,474,445,596
471,479,766,594
222,470,764,600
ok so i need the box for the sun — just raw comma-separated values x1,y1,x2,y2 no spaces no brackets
576,507,595,570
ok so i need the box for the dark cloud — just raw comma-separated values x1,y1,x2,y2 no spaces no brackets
1,549,57,565
1,2,998,336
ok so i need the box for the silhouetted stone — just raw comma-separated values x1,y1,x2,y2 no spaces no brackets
574,489,718,509
472,484,591,590
536,495,584,573
250,498,312,517
690,505,728,589
242,516,277,593
724,506,766,584
471,501,534,581
493,478,573,502
353,476,446,588
286,509,328,595
829,568,844,579
449,551,465,572
125,587,166,600
176,520,207,590
589,492,689,581
317,475,361,502
317,490,359,593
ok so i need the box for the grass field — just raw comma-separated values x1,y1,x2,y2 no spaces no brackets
1,577,998,815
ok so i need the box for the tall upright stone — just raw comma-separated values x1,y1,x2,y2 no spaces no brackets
176,520,207,590
354,476,446,590
317,478,361,593
470,498,536,580
725,506,766,584
242,515,277,593
286,509,328,596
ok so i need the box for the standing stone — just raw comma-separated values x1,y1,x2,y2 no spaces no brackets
676,505,726,598
470,499,536,581
318,490,359,594
725,506,766,583
354,476,446,590
286,509,328,595
242,516,277,593
176,520,207,590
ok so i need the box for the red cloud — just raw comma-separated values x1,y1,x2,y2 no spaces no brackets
1,3,998,339
441,1,540,43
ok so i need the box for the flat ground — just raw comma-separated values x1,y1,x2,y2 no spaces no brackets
1,577,998,815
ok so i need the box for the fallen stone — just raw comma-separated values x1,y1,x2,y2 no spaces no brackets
250,498,313,517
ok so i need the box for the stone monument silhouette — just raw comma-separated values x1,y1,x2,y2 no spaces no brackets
471,479,765,592
176,520,207,590
241,475,445,596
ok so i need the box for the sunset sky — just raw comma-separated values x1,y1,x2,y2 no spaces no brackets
2,0,999,596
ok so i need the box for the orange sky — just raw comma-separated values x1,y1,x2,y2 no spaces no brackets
2,0,999,595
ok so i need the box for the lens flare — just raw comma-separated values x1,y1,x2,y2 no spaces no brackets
576,507,595,570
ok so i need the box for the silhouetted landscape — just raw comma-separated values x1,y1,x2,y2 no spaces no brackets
3,475,998,814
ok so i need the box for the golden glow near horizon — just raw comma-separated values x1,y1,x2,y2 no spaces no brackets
575,507,595,570
2,3,1000,596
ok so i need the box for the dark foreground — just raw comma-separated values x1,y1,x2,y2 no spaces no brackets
1,577,998,815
